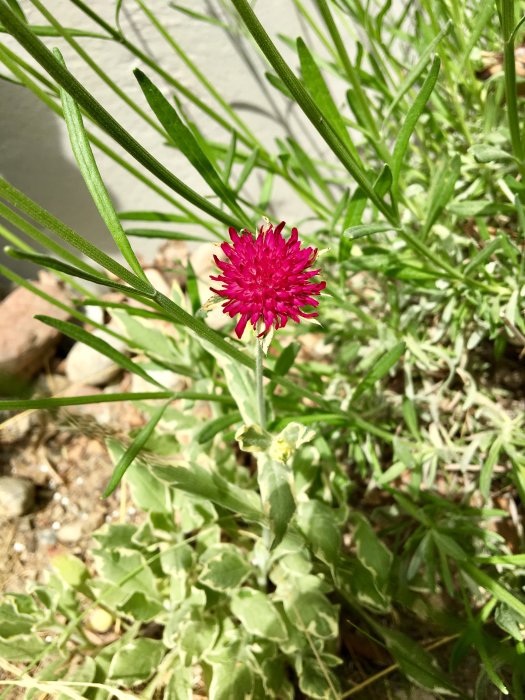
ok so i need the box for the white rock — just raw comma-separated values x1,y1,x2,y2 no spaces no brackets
57,520,84,544
64,323,128,387
0,476,35,520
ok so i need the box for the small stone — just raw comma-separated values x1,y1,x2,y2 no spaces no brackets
0,476,36,520
56,520,84,544
0,273,70,378
87,608,113,634
37,528,57,546
64,322,128,387
0,410,40,444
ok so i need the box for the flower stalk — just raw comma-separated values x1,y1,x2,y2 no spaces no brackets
255,335,266,430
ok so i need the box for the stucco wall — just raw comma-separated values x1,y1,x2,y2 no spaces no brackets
0,1,322,277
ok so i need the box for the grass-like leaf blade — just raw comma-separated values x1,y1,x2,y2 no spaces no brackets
135,69,248,224
55,48,147,283
351,341,406,403
391,56,441,191
103,399,171,497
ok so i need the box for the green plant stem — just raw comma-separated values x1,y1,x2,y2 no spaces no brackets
229,0,398,224
313,0,390,163
256,337,266,430
501,0,525,174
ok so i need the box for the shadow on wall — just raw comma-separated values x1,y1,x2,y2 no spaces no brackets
0,81,120,291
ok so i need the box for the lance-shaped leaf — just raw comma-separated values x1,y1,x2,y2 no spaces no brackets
351,341,406,403
34,315,163,388
391,56,441,191
135,69,248,224
54,48,147,283
103,400,171,497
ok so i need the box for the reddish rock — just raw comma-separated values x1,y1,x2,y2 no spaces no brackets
0,274,71,379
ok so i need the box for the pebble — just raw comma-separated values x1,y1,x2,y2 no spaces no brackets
64,322,128,387
0,476,36,520
56,520,84,544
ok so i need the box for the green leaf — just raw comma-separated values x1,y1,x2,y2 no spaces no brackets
55,47,147,281
4,246,150,296
235,423,271,453
4,0,25,21
230,588,288,641
480,438,503,498
152,462,263,522
391,55,441,190
58,657,97,700
103,401,171,498
461,563,525,619
381,628,457,694
384,22,450,120
0,634,46,661
93,548,161,607
297,37,359,162
52,554,90,591
351,341,406,403
199,544,251,591
0,391,173,411
296,501,340,566
108,638,165,685
469,144,513,163
284,590,339,640
344,222,399,240
135,69,247,223
258,455,296,549
351,512,393,590
209,659,254,700
35,315,163,389
197,411,242,444
106,438,171,509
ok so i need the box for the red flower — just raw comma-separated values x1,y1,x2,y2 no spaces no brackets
210,221,326,338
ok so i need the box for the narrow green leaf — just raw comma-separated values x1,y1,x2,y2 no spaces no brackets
118,211,193,223
297,37,359,162
3,0,25,22
54,48,147,282
0,24,110,38
0,392,173,411
152,462,264,522
5,247,151,297
381,628,457,694
0,175,153,294
135,69,248,224
34,315,163,388
235,147,259,192
103,400,171,497
464,237,503,275
385,22,450,120
197,411,242,444
351,341,406,403
344,222,399,240
124,228,205,242
391,56,441,190
462,562,525,619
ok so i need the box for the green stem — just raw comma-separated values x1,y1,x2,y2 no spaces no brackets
229,0,398,224
501,0,525,173
256,337,266,430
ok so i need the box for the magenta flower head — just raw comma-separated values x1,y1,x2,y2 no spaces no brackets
210,221,326,339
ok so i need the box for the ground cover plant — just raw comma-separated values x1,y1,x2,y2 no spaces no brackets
0,0,525,697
